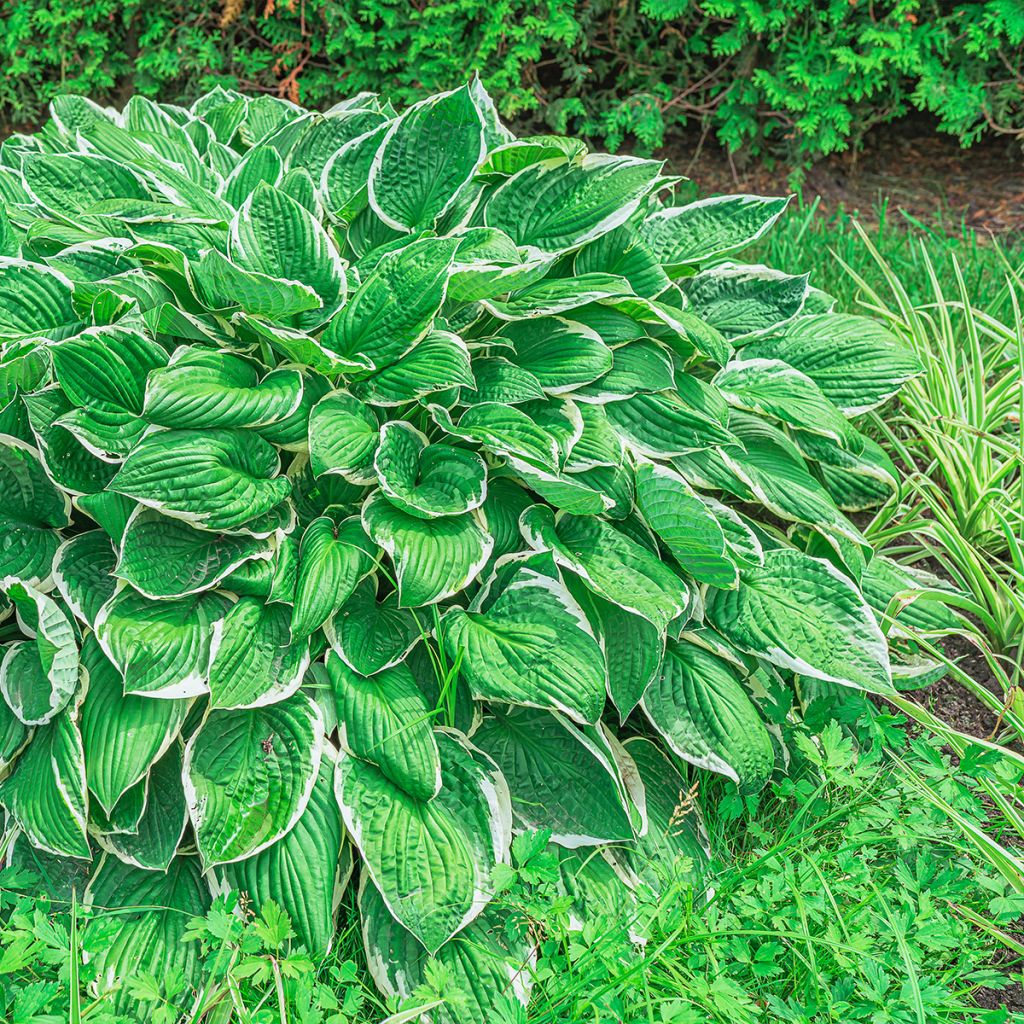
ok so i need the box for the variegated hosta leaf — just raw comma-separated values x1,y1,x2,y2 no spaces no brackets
292,513,377,638
0,703,90,859
742,312,923,415
375,421,487,519
0,698,28,774
622,737,709,894
53,530,117,626
324,578,421,676
473,708,634,847
360,875,533,1024
95,586,232,698
521,505,689,631
682,263,809,341
642,639,774,794
640,194,790,270
634,461,738,588
208,597,309,708
0,259,78,344
0,579,79,725
0,437,71,583
50,324,167,457
604,384,736,456
336,729,511,954
95,743,189,872
495,317,613,394
116,506,275,599
484,155,662,253
442,565,606,724
183,692,324,867
143,347,303,429
706,548,894,694
362,492,492,607
714,358,857,449
308,392,380,483
565,579,663,722
322,236,458,370
215,751,350,956
327,652,441,801
368,85,485,231
79,634,189,813
84,855,211,1016
109,428,292,533
231,183,346,328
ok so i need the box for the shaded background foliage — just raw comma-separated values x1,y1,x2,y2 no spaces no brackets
1,0,1022,164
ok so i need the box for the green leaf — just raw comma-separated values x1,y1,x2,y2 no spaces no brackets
322,236,458,371
96,748,186,875
368,85,484,230
683,264,808,341
360,876,532,1024
308,392,380,483
208,597,309,709
473,708,634,846
183,693,324,867
605,385,736,456
714,358,857,448
634,461,738,588
79,635,189,814
706,548,894,694
566,578,663,721
0,705,90,859
485,154,662,253
84,856,210,1016
215,752,350,956
0,258,78,343
497,317,613,394
324,578,421,676
742,313,923,414
621,737,708,894
116,506,274,599
143,348,303,429
642,639,774,794
641,194,790,269
375,422,487,519
292,514,377,638
521,506,688,631
0,437,71,583
430,402,560,470
351,330,474,406
443,564,606,724
0,579,79,726
327,653,441,801
231,183,345,328
22,152,149,214
335,729,511,954
53,530,117,627
95,587,231,698
363,492,492,607
110,428,292,533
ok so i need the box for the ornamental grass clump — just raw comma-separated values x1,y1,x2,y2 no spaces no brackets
0,82,925,1019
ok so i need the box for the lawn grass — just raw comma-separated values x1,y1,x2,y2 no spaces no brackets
750,196,1024,318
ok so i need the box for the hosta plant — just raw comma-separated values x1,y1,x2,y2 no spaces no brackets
0,83,925,1020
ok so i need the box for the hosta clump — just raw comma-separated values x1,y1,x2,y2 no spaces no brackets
0,84,928,1018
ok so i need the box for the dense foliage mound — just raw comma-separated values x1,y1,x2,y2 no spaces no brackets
0,84,925,1018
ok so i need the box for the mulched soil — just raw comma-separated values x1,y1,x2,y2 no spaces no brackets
924,635,1008,742
656,115,1024,237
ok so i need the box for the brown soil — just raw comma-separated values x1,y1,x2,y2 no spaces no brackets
658,117,1024,237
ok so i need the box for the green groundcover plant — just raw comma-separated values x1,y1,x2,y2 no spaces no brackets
0,82,933,1018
